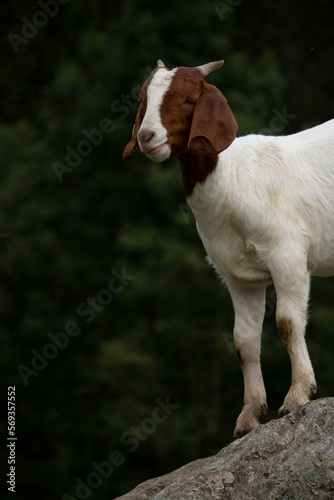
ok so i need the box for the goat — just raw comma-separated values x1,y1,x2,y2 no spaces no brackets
123,59,334,438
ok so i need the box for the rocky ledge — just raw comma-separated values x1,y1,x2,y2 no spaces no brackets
116,398,334,500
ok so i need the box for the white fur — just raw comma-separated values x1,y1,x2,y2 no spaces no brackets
138,68,176,162
139,67,334,437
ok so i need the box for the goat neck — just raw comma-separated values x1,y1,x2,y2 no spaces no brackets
178,152,219,198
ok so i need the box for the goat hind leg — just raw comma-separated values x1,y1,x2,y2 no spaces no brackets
275,272,317,417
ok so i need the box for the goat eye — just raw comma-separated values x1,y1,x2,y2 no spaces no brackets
184,98,196,105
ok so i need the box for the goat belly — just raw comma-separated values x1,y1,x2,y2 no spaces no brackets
209,254,273,285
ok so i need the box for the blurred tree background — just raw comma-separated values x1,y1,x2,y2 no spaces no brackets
1,0,334,498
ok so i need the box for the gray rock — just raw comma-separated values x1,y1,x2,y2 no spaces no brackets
115,398,334,500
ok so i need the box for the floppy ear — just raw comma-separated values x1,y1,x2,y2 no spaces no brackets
188,84,238,157
123,102,145,160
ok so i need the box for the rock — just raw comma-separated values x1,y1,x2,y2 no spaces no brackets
115,398,334,500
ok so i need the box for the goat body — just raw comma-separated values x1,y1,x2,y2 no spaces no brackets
123,59,334,438
193,125,334,284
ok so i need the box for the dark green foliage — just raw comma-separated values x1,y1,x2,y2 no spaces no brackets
1,1,334,498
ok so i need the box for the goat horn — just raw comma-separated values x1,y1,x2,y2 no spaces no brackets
157,59,165,68
196,60,224,77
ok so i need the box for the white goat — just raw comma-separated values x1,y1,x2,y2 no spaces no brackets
123,59,334,438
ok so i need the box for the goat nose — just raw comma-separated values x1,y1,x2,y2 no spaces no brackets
139,128,155,145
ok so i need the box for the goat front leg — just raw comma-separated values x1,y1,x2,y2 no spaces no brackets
274,269,317,416
227,281,267,439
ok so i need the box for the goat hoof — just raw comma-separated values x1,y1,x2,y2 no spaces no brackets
311,384,317,396
233,417,259,440
278,406,291,418
278,382,316,418
233,429,250,440
233,403,265,439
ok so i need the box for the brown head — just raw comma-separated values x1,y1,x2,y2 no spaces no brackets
123,59,238,163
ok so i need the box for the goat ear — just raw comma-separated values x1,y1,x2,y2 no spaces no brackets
188,85,238,157
123,129,139,160
123,101,145,160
